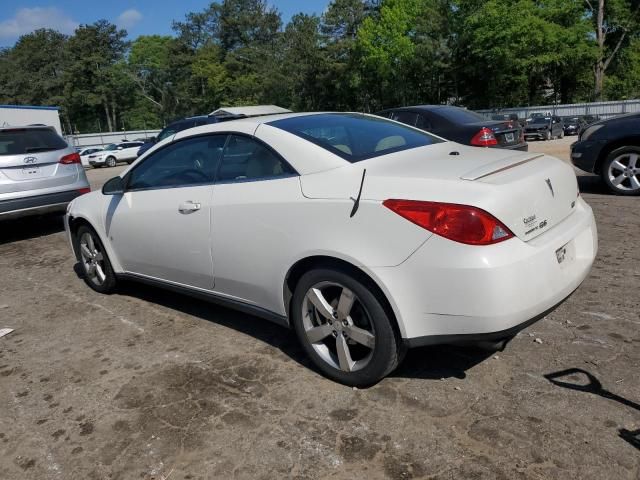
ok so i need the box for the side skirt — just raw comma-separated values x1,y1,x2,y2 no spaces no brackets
116,273,290,328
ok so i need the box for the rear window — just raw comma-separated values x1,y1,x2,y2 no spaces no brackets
434,107,487,124
269,113,442,162
0,128,67,155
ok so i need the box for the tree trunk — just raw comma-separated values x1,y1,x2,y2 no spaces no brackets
104,102,113,132
594,0,606,100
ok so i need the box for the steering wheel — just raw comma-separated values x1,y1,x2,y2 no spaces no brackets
180,169,209,183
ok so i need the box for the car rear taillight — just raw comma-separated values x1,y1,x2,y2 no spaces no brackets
60,152,81,164
470,127,498,147
77,187,91,195
383,200,514,245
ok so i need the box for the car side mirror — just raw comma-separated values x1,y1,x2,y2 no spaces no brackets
102,176,125,195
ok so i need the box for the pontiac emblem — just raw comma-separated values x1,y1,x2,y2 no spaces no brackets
545,178,554,197
24,156,37,164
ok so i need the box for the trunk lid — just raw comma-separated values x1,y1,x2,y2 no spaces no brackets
301,143,579,242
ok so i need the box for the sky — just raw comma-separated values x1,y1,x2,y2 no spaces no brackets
0,1,330,47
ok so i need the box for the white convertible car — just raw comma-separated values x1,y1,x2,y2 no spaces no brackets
65,113,597,386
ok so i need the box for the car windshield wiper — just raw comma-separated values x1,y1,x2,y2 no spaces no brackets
25,147,57,153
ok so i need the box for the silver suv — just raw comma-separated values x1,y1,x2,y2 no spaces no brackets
0,126,91,220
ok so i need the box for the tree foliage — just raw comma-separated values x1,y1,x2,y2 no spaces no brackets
0,0,639,134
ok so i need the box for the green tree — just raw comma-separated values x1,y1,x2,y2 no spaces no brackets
64,20,129,132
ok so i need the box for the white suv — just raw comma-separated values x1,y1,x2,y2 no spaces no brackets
88,142,143,168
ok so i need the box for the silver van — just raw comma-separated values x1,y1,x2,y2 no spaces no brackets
0,126,90,220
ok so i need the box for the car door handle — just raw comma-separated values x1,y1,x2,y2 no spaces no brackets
178,201,201,214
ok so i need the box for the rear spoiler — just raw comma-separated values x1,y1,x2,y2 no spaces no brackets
461,154,544,181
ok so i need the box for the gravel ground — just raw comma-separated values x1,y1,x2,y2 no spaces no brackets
0,147,638,480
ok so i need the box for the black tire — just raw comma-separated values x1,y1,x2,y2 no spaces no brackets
75,225,117,293
601,146,640,196
106,156,117,168
291,268,402,387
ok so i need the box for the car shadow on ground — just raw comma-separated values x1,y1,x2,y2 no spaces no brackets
577,174,609,195
88,274,495,383
0,214,65,245
392,345,493,380
545,368,640,451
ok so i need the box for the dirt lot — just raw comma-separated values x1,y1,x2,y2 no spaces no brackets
1,144,639,479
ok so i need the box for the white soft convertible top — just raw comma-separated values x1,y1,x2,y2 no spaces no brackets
210,105,292,117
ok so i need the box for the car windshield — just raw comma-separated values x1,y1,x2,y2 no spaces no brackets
0,128,67,155
104,144,118,151
529,117,550,124
565,117,579,123
269,113,443,162
434,107,487,124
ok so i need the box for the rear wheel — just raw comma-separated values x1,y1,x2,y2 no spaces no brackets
602,146,640,196
106,156,117,168
291,268,402,387
76,225,117,293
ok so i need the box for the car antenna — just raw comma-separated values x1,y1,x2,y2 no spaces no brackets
350,169,367,218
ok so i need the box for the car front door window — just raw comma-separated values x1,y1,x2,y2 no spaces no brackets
128,135,227,190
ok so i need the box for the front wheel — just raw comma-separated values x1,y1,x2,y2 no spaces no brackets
602,146,640,196
545,130,551,141
106,156,117,168
76,225,117,293
291,268,402,387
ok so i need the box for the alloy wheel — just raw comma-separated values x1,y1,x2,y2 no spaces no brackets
607,152,640,193
79,232,107,286
106,157,116,167
301,281,376,372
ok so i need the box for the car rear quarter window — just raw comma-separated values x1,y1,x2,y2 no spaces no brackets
269,113,442,162
391,111,419,126
433,107,488,124
0,128,67,155
216,135,296,182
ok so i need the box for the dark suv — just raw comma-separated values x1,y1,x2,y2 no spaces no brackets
524,115,564,141
571,113,640,195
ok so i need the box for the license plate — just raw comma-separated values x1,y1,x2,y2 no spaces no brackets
22,166,40,176
555,245,568,264
505,133,515,143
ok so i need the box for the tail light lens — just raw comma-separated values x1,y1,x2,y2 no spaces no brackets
471,127,498,147
77,187,91,195
60,152,81,164
383,199,514,245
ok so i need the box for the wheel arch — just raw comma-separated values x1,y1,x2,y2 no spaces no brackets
283,255,406,338
595,136,640,174
67,215,119,270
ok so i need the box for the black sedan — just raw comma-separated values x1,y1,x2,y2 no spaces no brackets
563,116,587,136
571,113,640,196
376,106,527,151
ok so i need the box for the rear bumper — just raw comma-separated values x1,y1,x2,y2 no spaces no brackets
524,131,548,139
372,198,597,343
0,190,84,220
493,142,528,152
